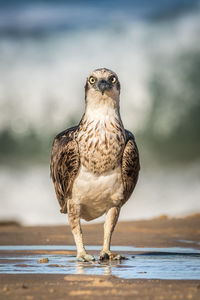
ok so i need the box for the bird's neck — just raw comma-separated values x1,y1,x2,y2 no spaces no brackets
84,94,121,124
77,96,125,174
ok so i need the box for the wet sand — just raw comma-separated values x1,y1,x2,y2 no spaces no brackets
0,214,200,299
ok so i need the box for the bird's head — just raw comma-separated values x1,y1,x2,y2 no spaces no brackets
85,68,120,111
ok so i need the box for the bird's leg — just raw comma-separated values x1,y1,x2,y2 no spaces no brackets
99,206,125,260
67,199,95,262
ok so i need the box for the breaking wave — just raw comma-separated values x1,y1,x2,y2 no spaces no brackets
0,0,200,224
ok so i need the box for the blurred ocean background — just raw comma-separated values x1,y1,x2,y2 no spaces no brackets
0,0,200,225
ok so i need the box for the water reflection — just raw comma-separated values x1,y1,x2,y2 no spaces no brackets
76,262,85,275
104,265,112,276
0,245,200,279
76,260,122,276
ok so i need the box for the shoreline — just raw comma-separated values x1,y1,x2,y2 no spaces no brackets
0,214,199,248
0,214,200,299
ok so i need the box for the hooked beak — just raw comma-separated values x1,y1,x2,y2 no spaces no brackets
97,79,111,95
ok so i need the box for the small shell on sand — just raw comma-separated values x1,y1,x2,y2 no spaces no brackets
38,258,49,263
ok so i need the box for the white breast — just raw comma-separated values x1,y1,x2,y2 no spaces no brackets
72,165,124,221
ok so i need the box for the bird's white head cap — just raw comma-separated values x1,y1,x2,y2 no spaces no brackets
85,68,121,111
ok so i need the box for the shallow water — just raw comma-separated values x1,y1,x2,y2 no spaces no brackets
0,245,200,280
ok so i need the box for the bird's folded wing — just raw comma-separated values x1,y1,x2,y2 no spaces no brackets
50,126,80,213
121,130,140,204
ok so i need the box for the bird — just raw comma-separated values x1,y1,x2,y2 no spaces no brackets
50,68,140,262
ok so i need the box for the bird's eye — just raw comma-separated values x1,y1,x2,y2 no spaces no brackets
89,77,96,84
110,76,116,83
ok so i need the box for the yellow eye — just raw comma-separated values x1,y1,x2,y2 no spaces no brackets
89,77,96,84
111,76,116,83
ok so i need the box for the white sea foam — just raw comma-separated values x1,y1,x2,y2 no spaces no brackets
0,7,200,135
0,3,200,224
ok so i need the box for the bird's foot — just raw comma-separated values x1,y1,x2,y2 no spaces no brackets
99,250,126,261
77,252,95,262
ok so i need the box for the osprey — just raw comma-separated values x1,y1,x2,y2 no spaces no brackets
50,68,140,262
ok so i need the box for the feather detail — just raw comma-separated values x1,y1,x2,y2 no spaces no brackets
121,130,140,204
50,126,80,213
77,115,125,175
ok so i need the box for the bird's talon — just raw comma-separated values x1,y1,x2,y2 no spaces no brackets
99,251,126,261
77,253,95,262
113,254,127,260
99,252,110,261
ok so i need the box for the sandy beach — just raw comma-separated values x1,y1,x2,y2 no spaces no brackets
1,0,200,299
0,214,200,299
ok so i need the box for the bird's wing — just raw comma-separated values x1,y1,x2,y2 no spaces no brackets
50,126,80,214
121,129,140,204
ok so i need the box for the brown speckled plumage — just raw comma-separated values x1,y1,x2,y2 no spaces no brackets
50,68,140,262
76,116,125,175
50,126,80,213
122,130,140,204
